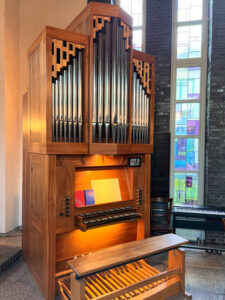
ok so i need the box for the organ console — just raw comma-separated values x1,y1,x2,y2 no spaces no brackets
22,2,188,300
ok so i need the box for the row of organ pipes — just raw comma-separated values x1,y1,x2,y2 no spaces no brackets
51,40,83,143
132,69,150,144
51,19,151,144
92,18,129,143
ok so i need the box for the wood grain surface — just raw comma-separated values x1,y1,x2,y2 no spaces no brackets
68,234,188,278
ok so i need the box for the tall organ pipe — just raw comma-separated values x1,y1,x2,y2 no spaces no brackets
78,50,83,143
124,49,128,143
141,89,145,144
135,78,140,143
104,21,111,143
120,32,125,144
92,42,97,143
138,83,142,144
63,69,68,142
97,32,104,142
72,57,78,142
116,24,121,143
68,63,73,142
52,81,55,141
132,71,137,143
55,78,59,142
111,18,117,143
59,73,63,142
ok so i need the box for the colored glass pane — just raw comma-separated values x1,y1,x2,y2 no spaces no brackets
174,173,198,205
176,67,201,100
174,138,198,170
177,25,202,59
178,0,203,22
175,103,199,135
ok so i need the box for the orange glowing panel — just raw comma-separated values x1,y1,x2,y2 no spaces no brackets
56,222,138,261
75,167,132,203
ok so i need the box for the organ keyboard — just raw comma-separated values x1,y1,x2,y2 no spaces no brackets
76,207,142,231
173,206,225,232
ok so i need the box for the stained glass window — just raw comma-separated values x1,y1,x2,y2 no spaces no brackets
178,0,203,22
174,173,198,205
174,138,198,170
177,25,202,59
175,103,199,135
176,67,201,100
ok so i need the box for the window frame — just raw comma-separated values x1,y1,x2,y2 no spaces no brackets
117,0,146,51
170,0,209,206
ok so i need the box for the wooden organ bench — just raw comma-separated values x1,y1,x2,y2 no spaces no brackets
57,234,192,300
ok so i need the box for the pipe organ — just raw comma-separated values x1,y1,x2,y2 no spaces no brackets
23,2,188,300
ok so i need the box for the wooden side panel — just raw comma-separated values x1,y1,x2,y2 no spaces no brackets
28,39,46,149
30,155,45,221
22,93,29,260
25,154,56,300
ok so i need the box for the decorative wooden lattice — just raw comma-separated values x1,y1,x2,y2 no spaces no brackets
92,16,111,39
120,20,132,50
52,39,85,79
92,16,131,50
133,58,152,95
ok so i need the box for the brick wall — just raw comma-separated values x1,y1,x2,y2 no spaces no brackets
146,0,172,133
146,0,172,197
205,0,225,245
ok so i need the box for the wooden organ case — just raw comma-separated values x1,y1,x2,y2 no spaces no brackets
22,2,189,300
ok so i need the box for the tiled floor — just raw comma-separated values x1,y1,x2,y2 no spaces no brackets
0,231,225,300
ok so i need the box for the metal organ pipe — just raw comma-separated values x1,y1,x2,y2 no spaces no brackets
55,79,59,142
59,73,63,142
63,69,68,142
116,23,121,143
72,56,78,142
78,50,83,143
120,32,125,144
68,63,72,142
111,18,117,143
92,42,97,143
52,81,55,142
135,77,140,144
132,71,136,143
124,49,128,144
104,21,111,143
97,32,104,143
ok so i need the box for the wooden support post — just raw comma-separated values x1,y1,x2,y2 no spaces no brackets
168,248,192,299
71,273,85,300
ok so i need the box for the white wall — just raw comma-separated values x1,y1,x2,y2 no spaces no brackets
0,0,6,233
0,0,86,233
